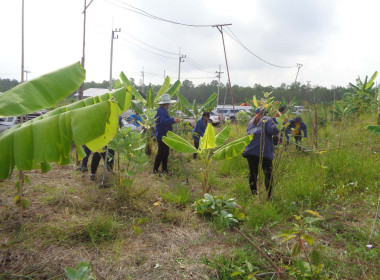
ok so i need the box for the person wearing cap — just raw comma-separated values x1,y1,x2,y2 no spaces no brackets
153,94,180,174
242,108,279,199
192,112,210,159
285,116,307,150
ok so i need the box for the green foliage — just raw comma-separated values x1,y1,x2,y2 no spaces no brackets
236,111,250,126
177,91,217,120
0,73,132,180
163,124,251,193
108,127,148,197
274,210,325,279
65,262,93,280
367,125,380,134
0,62,85,117
345,71,378,114
84,216,117,244
193,193,245,228
161,184,192,207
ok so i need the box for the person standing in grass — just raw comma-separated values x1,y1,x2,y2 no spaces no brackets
153,94,180,174
285,116,307,150
192,112,210,159
242,108,279,199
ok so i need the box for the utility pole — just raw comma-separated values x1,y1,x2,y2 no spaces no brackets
140,67,145,93
178,50,186,83
78,0,95,100
214,24,238,132
24,70,30,81
215,65,223,107
109,27,121,90
289,63,303,103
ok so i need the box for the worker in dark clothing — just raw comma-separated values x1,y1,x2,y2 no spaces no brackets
76,145,91,172
242,109,279,199
90,148,115,181
285,116,307,150
153,94,180,174
192,112,210,159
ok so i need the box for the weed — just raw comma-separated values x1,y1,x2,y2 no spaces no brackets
161,184,192,207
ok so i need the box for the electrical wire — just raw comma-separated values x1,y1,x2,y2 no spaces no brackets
119,35,177,60
185,56,215,74
224,26,297,69
103,0,227,27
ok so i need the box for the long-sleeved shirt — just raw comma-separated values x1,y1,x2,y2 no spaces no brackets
242,116,279,160
155,107,175,141
285,119,307,140
192,117,207,143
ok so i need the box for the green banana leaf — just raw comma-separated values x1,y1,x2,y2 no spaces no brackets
156,76,171,97
365,71,377,90
0,62,85,117
119,71,145,104
199,123,216,150
211,135,252,160
215,125,230,146
0,87,132,180
367,125,380,134
146,86,154,109
200,92,217,112
166,80,181,98
176,91,194,117
162,131,197,153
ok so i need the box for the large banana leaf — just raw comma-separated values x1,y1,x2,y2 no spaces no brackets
0,62,85,117
119,72,145,104
215,125,230,146
176,91,194,117
0,87,132,180
199,123,216,150
162,131,197,153
200,92,217,112
365,71,378,90
211,135,252,160
156,76,171,97
166,80,181,98
146,86,155,109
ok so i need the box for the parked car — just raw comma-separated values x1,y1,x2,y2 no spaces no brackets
291,106,310,115
0,110,48,133
216,106,251,122
209,111,223,125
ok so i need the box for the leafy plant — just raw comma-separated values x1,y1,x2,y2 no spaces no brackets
163,123,251,193
246,92,280,118
0,67,132,180
108,127,148,198
345,71,378,116
193,193,245,228
116,72,181,154
236,110,250,126
332,102,358,151
274,210,325,280
177,91,217,120
65,262,93,280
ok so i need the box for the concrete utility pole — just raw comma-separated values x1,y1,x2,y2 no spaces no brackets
141,67,145,93
78,0,95,100
215,65,223,106
24,70,30,81
109,28,121,90
178,51,186,82
289,63,303,103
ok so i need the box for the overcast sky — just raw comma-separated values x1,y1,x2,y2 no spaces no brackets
1,0,379,89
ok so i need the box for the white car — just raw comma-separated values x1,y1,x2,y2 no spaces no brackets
209,111,223,125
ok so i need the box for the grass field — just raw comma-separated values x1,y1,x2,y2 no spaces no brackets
0,114,379,279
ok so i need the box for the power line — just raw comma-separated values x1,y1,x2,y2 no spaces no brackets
102,0,230,27
186,56,214,74
224,26,297,69
119,35,177,60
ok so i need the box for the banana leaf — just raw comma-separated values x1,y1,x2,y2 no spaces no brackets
166,80,181,98
215,125,230,146
156,76,171,97
365,71,378,89
0,87,132,180
162,131,197,153
119,71,145,104
199,123,216,150
0,62,85,117
200,92,217,112
211,135,252,160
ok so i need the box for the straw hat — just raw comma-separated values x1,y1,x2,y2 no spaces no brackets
158,93,177,104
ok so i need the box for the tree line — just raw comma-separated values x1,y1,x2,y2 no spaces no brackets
0,77,345,105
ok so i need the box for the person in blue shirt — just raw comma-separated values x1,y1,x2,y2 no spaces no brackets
153,94,180,174
242,108,279,199
192,112,210,159
285,116,307,150
130,113,143,127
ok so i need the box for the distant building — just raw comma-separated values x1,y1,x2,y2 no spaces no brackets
74,88,109,99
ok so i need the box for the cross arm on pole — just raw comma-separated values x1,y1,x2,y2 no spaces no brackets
82,0,95,13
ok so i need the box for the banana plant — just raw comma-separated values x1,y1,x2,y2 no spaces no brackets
246,92,281,118
345,71,378,116
114,72,181,155
163,123,252,193
332,102,358,151
0,63,132,180
176,91,217,121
